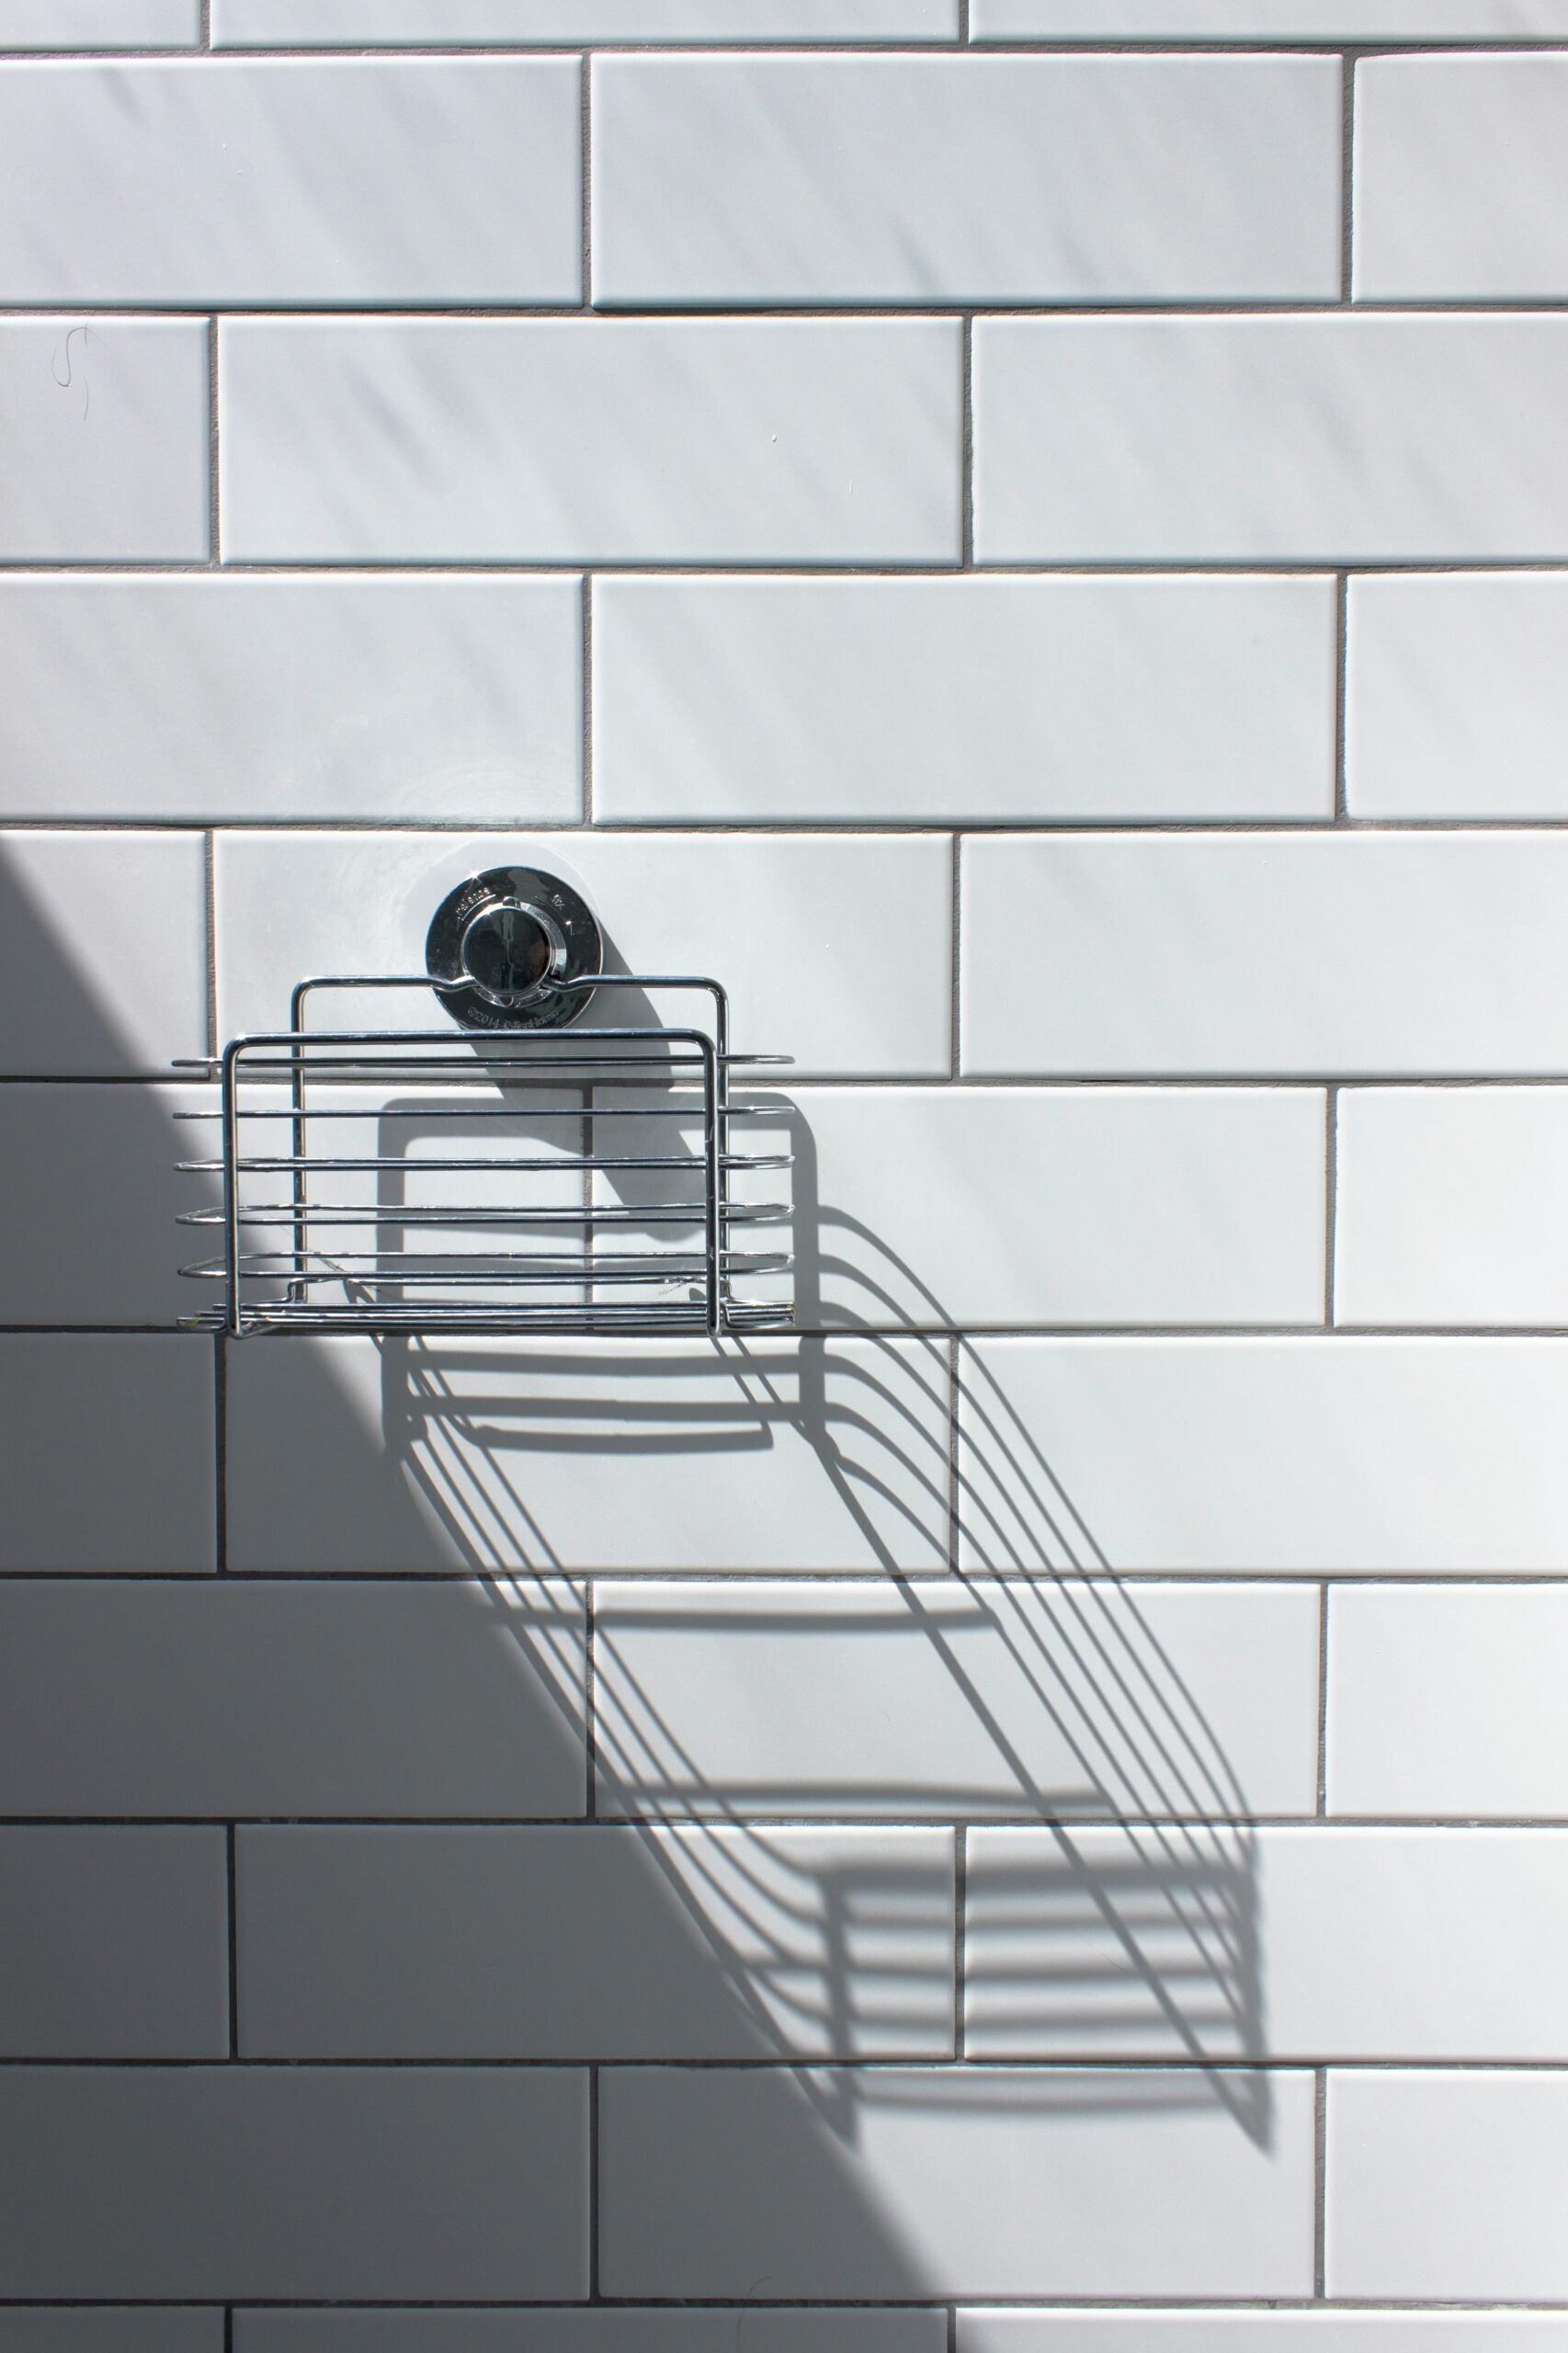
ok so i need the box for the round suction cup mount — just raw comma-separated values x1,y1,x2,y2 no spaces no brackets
426,867,601,1030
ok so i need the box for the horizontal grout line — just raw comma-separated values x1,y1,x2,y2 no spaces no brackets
20,558,1568,578
19,300,1568,320
6,1813,1568,1831
13,37,1568,54
24,817,1568,837
10,2058,1568,2083
27,1324,1568,1340
8,2298,1568,2314
4,1570,1568,1587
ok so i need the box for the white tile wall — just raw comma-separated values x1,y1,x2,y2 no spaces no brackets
226,1334,950,1571
972,317,1568,563
1356,55,1568,299
0,1826,228,2056
0,318,208,559
237,1824,954,2058
219,319,960,563
236,2318,949,2353
960,834,1568,1077
0,576,582,824
598,2064,1316,2298
594,1580,1320,1818
1327,2070,1568,2300
960,2323,1568,2349
737,1086,1328,1328
3,2323,222,2353
1328,1585,1568,1817
0,61,580,304
9,9,1568,2335
1346,574,1568,818
0,1084,212,1323
958,1338,1568,1571
213,830,953,1075
0,831,207,1074
0,1579,588,1815
0,2066,589,2300
1335,1087,1568,1326
0,1336,214,1570
595,577,1337,825
0,1,199,40
966,1825,1568,2060
214,0,959,40
592,57,1340,307
971,1,1568,31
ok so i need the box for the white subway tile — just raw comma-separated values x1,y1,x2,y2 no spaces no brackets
595,576,1336,825
1357,55,1568,299
219,319,960,564
0,61,578,304
0,318,207,559
1328,2070,1568,2300
1346,574,1568,818
966,1825,1568,2061
237,2321,947,2353
972,316,1568,563
1336,1087,1568,1327
238,1824,953,2059
0,576,581,824
1328,1585,1568,1817
0,1085,212,1324
0,1336,213,1572
599,2064,1313,2299
961,834,1568,1077
0,831,206,1075
0,1827,227,2057
593,56,1338,307
3,2322,222,2353
214,0,958,40
0,1579,587,1815
228,1336,949,1574
972,1,1568,30
214,830,952,1077
960,2318,1568,2350
0,0,199,40
647,1086,1325,1328
595,1581,1319,1819
0,2066,587,2300
958,1337,1568,1572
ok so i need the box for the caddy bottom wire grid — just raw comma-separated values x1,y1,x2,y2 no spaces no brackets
173,972,794,1339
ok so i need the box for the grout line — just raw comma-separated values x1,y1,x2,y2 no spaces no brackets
226,1821,239,2058
206,317,220,563
960,313,974,569
949,833,962,1079
223,2310,233,2353
587,2063,601,2302
947,1332,962,1573
211,1333,227,1575
199,0,211,50
1316,1582,1331,1819
1334,573,1350,821
579,49,593,312
1314,2067,1330,2296
585,1579,598,1823
954,1824,968,2060
203,828,219,1060
1324,1084,1339,1327
15,1812,1568,1831
581,573,595,824
1340,52,1356,303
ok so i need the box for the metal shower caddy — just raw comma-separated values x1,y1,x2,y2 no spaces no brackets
175,866,794,1339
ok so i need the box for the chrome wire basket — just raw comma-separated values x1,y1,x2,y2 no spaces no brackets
174,870,794,1339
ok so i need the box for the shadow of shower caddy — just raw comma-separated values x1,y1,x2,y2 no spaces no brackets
174,867,794,1338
